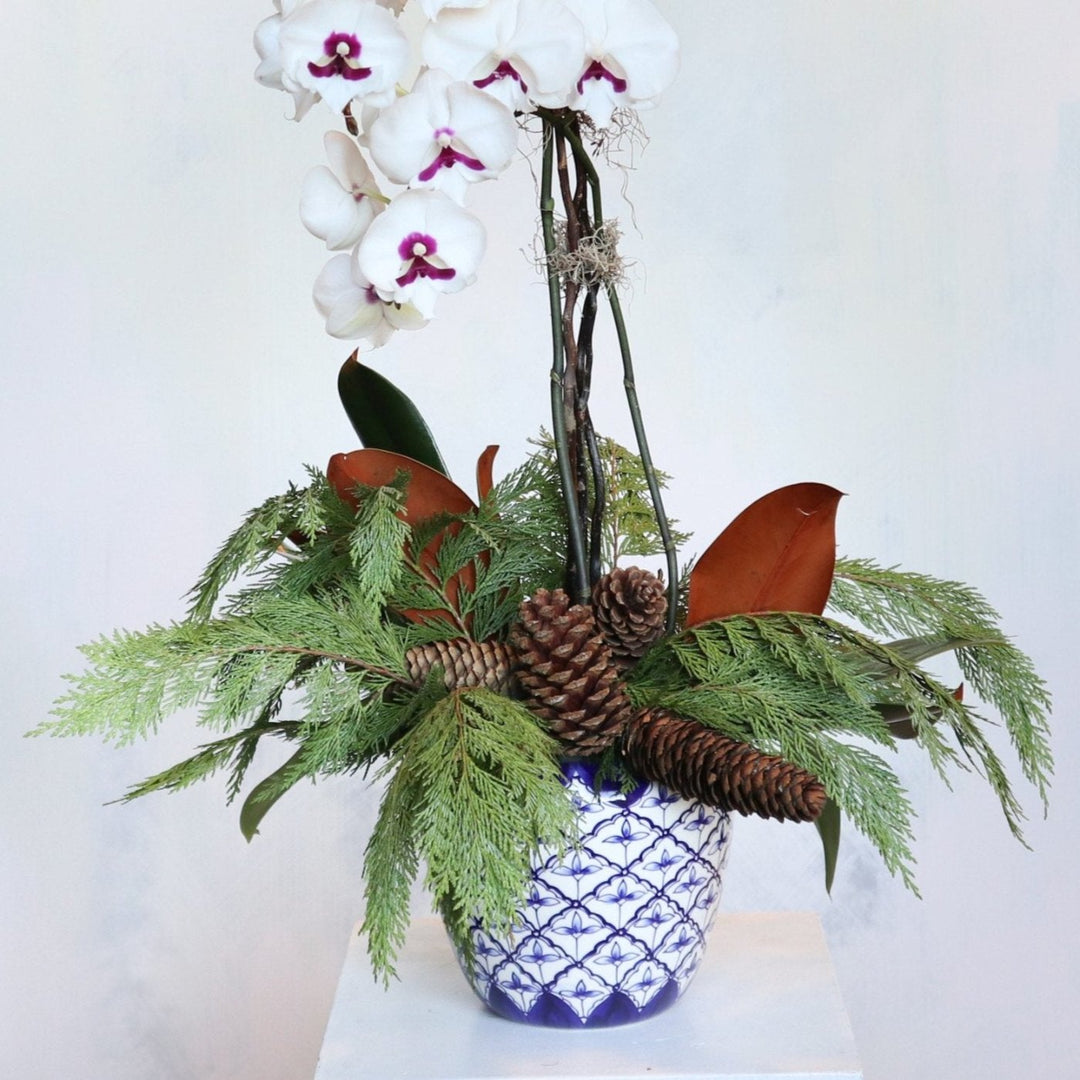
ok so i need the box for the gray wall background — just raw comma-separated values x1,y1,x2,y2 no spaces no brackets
4,1,1078,1076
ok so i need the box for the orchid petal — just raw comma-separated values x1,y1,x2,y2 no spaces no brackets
419,0,491,17
278,0,411,114
563,0,678,126
356,189,485,318
301,131,385,249
253,12,320,119
314,253,427,344
422,0,585,112
367,68,517,193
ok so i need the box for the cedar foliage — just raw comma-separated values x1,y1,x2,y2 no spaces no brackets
38,436,1054,971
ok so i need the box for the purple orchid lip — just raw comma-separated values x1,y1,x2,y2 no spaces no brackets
309,32,372,81
576,59,628,95
418,146,486,182
395,232,456,288
474,59,529,94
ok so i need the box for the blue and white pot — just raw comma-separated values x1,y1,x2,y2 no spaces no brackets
454,761,733,1028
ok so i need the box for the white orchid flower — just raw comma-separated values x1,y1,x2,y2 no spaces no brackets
367,69,517,200
301,131,386,249
253,2,319,120
419,0,491,15
357,189,485,319
562,0,679,128
422,0,586,112
277,0,411,115
314,252,428,345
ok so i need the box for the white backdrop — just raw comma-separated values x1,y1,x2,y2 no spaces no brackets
4,2,1078,1077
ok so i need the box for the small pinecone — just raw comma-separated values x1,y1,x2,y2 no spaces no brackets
405,638,516,694
511,588,634,756
624,707,827,823
592,566,668,664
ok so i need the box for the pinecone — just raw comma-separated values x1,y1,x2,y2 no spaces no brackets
623,706,827,822
591,566,668,664
405,638,516,694
511,589,634,756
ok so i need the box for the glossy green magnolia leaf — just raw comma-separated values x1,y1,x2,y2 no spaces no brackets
815,797,842,895
846,635,991,679
338,353,448,477
240,749,306,841
875,684,964,740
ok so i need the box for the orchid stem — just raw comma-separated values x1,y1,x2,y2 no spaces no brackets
541,120,589,603
606,286,679,633
550,112,679,629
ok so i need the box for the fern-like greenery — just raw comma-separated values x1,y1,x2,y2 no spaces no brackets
38,434,1054,973
830,558,1053,816
530,431,690,570
38,449,581,979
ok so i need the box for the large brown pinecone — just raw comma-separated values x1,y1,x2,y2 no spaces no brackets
511,589,634,756
591,566,668,665
623,706,827,822
405,638,515,694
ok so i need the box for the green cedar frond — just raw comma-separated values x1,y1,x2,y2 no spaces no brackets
118,722,300,802
187,469,349,620
529,431,690,571
362,687,576,980
830,558,1053,809
629,608,1051,886
362,755,424,983
597,435,691,567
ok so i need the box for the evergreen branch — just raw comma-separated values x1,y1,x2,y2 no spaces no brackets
830,558,1052,810
187,470,347,620
116,722,300,802
376,688,576,974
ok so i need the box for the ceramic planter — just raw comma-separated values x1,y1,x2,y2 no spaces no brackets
453,760,733,1028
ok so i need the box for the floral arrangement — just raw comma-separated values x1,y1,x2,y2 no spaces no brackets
41,0,1052,982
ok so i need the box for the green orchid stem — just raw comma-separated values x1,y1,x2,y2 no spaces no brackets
547,110,679,630
606,286,679,633
541,119,589,603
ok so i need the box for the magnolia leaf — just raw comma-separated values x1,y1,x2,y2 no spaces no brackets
476,444,498,502
338,353,448,477
240,749,307,841
327,448,475,520
327,448,478,626
845,635,994,680
687,483,843,626
815,797,842,895
876,684,964,740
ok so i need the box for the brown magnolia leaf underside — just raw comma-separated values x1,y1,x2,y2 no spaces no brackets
476,444,499,502
327,448,479,626
687,482,844,626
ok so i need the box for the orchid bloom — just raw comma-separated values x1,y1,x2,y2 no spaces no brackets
314,251,428,345
418,0,491,17
367,68,518,200
562,0,679,128
356,189,485,318
253,0,319,120
422,0,586,112
277,0,411,114
301,130,386,249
